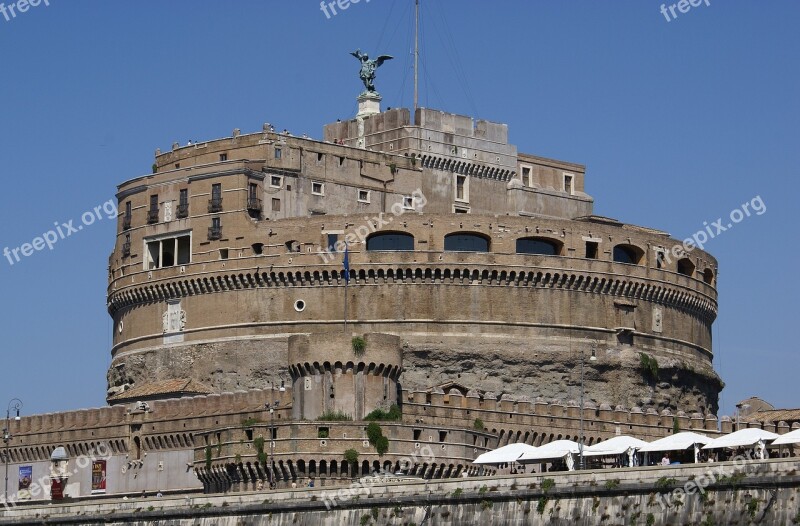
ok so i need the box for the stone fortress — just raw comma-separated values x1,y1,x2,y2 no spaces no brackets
4,96,756,503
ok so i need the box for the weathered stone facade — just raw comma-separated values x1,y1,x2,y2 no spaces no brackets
107,106,720,414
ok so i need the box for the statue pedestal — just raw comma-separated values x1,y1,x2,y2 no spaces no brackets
356,92,382,119
355,92,381,149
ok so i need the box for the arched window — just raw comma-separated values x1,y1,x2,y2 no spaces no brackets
703,268,714,285
677,258,696,277
516,237,562,256
366,232,414,251
613,244,643,265
444,232,490,252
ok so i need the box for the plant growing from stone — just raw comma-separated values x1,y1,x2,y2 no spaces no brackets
352,336,366,357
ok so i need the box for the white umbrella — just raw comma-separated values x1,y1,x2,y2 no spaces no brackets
702,428,779,450
473,443,538,465
518,440,581,464
639,432,711,453
584,436,648,457
772,428,800,446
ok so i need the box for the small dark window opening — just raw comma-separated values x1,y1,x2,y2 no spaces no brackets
413,429,422,441
219,153,228,162
366,232,414,251
677,258,696,277
338,156,345,166
585,241,598,259
516,237,561,256
317,152,324,163
285,240,300,253
439,431,448,443
656,251,666,269
703,268,714,285
252,243,264,255
444,233,489,253
245,429,253,441
613,245,642,265
327,234,339,252
274,148,282,159
219,248,228,259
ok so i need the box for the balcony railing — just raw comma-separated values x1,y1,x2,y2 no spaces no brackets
122,215,132,230
208,226,222,240
177,203,189,218
147,209,159,224
247,197,263,212
122,242,131,257
208,197,223,213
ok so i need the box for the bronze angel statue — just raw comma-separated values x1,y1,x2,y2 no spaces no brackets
351,49,393,94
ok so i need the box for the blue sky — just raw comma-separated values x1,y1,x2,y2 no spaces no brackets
0,1,797,419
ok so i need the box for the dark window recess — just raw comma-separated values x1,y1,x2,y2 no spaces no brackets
272,198,281,212
209,217,222,240
122,234,131,258
274,148,282,160
327,233,339,252
247,183,262,212
252,243,264,255
366,232,414,251
656,251,666,269
677,258,695,277
585,241,599,259
219,248,228,259
219,153,228,162
146,235,191,270
413,429,422,441
439,431,448,443
613,245,642,265
516,237,561,256
209,184,223,213
285,240,300,253
177,189,189,218
444,233,489,253
147,195,159,224
123,201,132,229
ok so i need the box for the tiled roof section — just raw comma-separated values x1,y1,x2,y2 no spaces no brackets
108,378,213,402
751,409,800,423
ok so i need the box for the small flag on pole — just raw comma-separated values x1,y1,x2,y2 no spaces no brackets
342,242,350,284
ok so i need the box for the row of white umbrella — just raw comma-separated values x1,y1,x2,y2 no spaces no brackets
473,427,800,467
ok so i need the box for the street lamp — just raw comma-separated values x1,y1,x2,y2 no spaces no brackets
3,399,22,503
265,380,285,489
578,347,596,470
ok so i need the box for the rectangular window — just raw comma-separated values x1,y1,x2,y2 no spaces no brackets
521,166,531,187
327,233,339,252
312,181,325,195
270,175,282,188
656,251,666,269
564,174,574,195
358,189,370,203
403,196,415,210
179,189,188,206
455,175,468,202
219,153,228,162
209,184,223,212
274,147,282,160
124,201,132,229
144,233,191,270
147,195,159,224
178,189,189,218
272,198,281,212
249,183,258,200
585,241,598,260
209,217,222,240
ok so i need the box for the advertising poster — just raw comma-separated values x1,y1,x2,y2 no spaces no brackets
18,466,32,501
91,460,107,494
50,478,64,500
